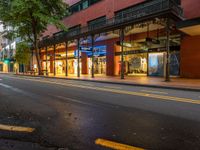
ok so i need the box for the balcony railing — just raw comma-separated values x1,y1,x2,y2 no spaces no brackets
39,0,183,47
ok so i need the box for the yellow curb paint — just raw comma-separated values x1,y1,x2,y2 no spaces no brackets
95,138,144,150
0,124,35,133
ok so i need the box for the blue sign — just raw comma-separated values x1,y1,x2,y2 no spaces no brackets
74,45,107,57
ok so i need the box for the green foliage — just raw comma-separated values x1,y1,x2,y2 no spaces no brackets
15,42,31,65
0,0,69,74
0,0,68,42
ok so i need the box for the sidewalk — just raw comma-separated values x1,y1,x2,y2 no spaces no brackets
11,73,200,92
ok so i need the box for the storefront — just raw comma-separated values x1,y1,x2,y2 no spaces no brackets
68,50,82,75
148,52,165,76
0,62,3,71
87,45,107,75
115,37,180,77
124,53,148,76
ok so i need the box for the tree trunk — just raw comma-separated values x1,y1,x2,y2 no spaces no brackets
34,34,42,75
23,64,26,74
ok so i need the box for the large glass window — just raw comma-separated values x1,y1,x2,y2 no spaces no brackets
88,16,106,30
70,4,81,14
124,53,147,75
148,53,164,76
89,0,100,5
69,0,101,14
68,25,81,36
82,0,89,9
170,51,180,76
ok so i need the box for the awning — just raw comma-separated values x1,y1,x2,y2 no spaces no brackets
177,17,200,36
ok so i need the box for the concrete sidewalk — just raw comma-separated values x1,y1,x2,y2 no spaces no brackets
9,72,200,92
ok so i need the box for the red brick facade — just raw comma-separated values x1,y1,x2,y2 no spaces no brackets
41,0,200,78
42,0,144,37
181,0,200,19
180,36,200,78
180,0,200,78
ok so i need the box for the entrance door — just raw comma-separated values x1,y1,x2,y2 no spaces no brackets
0,64,3,71
55,61,64,75
88,57,106,75
148,53,164,76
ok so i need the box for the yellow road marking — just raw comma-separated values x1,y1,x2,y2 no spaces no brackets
104,85,122,89
95,138,144,150
80,83,94,86
0,124,35,133
6,76,200,105
141,90,168,95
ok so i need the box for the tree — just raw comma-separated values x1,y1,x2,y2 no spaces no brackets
15,42,31,73
0,0,68,75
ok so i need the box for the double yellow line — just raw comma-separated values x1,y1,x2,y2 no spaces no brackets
7,76,200,105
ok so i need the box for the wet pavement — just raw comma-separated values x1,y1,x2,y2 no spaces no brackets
0,74,200,150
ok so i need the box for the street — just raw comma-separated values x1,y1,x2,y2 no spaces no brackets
0,73,200,150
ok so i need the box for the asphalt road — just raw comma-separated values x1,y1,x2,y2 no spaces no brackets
0,73,200,150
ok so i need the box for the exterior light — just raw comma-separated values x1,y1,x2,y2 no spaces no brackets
4,59,9,64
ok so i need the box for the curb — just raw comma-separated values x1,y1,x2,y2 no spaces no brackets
13,74,200,92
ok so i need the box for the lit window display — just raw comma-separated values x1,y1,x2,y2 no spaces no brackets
55,60,65,75
68,51,82,75
148,53,164,76
124,53,147,75
88,57,106,75
86,45,107,75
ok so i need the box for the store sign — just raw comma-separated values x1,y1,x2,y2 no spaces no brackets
115,50,147,56
74,45,107,57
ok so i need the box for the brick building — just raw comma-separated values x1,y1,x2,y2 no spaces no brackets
37,0,200,79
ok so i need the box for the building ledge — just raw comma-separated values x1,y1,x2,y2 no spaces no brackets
177,17,200,36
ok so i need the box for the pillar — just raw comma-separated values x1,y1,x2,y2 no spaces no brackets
120,28,125,79
65,41,68,76
77,39,80,77
165,18,170,82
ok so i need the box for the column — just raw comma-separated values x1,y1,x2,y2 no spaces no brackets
91,35,95,78
120,28,125,79
46,46,48,76
77,39,80,77
65,41,68,76
32,49,34,71
165,18,170,82
53,45,56,76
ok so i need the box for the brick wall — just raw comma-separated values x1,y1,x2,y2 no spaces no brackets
42,0,144,37
180,35,200,78
181,0,200,19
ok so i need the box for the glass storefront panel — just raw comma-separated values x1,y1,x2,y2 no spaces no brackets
55,60,65,75
148,53,164,76
88,57,106,75
68,59,75,74
170,51,180,76
68,59,82,75
125,53,147,76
